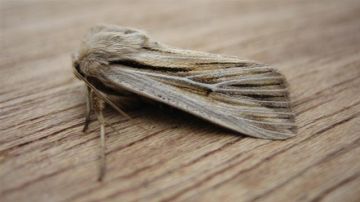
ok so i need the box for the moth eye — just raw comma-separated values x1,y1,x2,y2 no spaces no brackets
124,30,135,34
73,61,80,69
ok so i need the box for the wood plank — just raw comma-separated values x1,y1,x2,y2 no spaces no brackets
1,0,359,201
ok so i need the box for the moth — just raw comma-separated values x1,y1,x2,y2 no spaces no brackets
72,24,297,180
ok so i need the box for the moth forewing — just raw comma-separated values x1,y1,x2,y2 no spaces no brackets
73,24,297,180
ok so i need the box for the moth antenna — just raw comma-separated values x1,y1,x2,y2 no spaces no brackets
73,69,131,120
74,69,149,132
105,120,122,137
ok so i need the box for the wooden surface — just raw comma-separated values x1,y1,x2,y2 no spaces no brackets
1,0,360,201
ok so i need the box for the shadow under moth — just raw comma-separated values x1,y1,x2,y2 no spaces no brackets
72,24,297,181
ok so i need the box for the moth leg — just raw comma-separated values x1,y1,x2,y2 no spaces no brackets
93,95,107,181
83,86,93,132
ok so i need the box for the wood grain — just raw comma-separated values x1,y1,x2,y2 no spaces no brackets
1,0,359,201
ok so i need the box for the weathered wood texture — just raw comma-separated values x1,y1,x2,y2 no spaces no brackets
1,0,360,201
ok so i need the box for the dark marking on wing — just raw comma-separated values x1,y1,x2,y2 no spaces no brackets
109,60,188,72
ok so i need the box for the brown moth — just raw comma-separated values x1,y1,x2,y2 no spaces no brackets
72,24,297,180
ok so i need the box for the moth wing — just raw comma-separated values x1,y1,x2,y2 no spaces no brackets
99,63,296,140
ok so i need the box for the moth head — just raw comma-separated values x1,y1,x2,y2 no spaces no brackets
71,50,106,81
74,24,163,78
78,24,162,61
